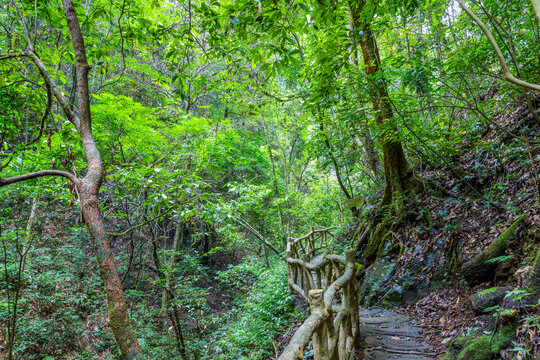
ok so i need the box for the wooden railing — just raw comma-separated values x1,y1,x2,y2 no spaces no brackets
279,227,360,360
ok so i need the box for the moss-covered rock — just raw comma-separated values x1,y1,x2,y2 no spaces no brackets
443,326,515,360
462,215,526,286
457,335,493,360
470,286,512,314
442,336,475,360
358,257,395,306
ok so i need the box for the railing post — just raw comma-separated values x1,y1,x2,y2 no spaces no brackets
309,289,331,360
345,250,360,349
286,240,294,292
303,254,313,292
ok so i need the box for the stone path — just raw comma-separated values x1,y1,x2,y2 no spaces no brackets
357,308,436,360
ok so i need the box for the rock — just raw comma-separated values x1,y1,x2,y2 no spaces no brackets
358,257,395,306
383,284,403,307
469,286,512,314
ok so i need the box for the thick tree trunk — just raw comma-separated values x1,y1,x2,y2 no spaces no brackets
348,20,382,182
532,0,540,20
349,1,416,207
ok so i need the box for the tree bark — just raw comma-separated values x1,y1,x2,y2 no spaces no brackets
348,0,416,207
532,0,540,21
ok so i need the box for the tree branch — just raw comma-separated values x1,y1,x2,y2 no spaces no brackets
108,196,199,238
234,217,281,255
0,170,80,187
0,52,29,61
457,0,540,92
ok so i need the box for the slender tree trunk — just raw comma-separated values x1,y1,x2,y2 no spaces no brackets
159,221,183,317
61,2,141,358
349,0,417,207
262,117,287,243
22,197,37,270
317,111,360,216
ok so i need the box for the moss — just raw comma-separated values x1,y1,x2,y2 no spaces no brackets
478,287,499,297
495,326,515,349
525,247,540,300
444,336,475,360
366,212,394,259
457,335,492,360
424,208,433,229
489,215,526,252
445,326,515,360
355,263,365,277
454,326,514,360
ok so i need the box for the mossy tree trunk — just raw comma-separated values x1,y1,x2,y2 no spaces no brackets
348,0,417,209
462,215,526,286
63,3,141,357
524,247,540,303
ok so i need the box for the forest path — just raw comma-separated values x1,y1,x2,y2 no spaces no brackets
357,308,436,360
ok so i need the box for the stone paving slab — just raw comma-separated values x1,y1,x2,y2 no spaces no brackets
358,308,435,360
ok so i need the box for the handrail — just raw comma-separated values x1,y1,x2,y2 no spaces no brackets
279,228,360,360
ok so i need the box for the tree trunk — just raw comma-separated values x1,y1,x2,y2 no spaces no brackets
524,246,540,304
347,20,382,182
461,215,525,286
349,0,416,207
159,221,184,317
22,197,38,270
318,120,359,217
1,2,142,357
61,2,142,358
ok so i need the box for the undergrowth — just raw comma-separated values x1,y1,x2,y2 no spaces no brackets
207,259,300,360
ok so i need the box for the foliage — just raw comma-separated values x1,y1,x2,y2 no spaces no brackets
1,0,540,358
209,260,299,360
